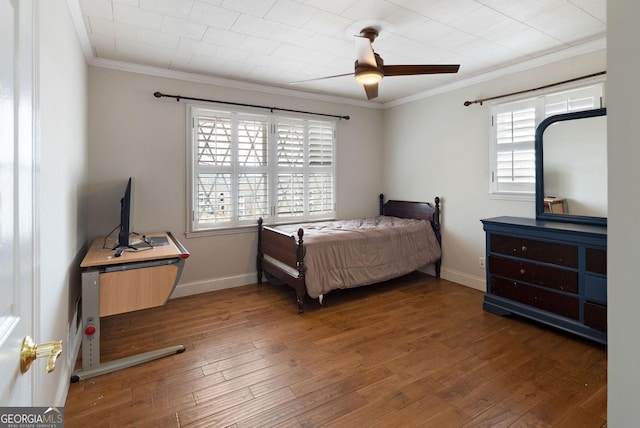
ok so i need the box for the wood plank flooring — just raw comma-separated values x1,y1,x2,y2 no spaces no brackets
64,273,607,427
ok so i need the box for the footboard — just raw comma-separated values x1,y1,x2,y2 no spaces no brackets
257,218,306,313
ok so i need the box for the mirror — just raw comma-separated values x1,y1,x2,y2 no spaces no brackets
535,108,607,226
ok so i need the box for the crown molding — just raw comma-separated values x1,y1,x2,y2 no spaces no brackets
65,0,379,109
89,57,382,109
66,0,604,111
384,37,607,109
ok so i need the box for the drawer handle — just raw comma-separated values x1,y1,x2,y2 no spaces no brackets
520,269,526,275
521,245,527,252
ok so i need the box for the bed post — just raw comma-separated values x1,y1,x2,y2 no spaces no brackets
257,217,264,284
379,193,384,215
296,228,306,314
433,197,442,278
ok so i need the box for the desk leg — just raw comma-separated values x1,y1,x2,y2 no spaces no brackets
71,270,185,383
70,345,185,382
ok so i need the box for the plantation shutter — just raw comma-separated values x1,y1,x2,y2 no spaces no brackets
194,111,269,228
493,99,538,193
190,106,336,231
545,85,602,116
195,113,233,224
308,122,334,214
276,121,305,217
236,116,269,222
274,119,335,220
490,83,603,196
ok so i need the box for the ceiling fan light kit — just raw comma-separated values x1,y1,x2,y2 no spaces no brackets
355,70,383,85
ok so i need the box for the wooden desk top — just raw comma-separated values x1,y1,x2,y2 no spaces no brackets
81,232,189,268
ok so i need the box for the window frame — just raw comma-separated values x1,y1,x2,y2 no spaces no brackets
186,104,337,235
489,80,604,199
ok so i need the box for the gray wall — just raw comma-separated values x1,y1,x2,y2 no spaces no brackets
87,67,384,295
38,0,88,405
60,0,640,423
382,50,606,290
607,1,640,425
85,50,608,298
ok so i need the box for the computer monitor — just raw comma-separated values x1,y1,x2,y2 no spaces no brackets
116,177,134,249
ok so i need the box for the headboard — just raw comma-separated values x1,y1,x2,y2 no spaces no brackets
379,194,441,244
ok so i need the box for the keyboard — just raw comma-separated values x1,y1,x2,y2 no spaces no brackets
147,236,169,246
131,236,169,248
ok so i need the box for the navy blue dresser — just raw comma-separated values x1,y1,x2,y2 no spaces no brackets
481,216,607,344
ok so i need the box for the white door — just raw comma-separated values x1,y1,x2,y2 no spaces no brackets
0,0,36,405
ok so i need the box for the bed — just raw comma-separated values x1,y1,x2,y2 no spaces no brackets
256,194,442,313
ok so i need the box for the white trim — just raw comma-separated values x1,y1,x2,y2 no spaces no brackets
96,57,379,110
64,0,605,110
488,192,535,202
32,0,42,391
171,266,488,300
383,37,606,108
441,268,486,292
65,0,93,63
170,273,257,298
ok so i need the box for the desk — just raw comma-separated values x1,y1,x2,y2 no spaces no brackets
544,197,568,214
71,232,189,382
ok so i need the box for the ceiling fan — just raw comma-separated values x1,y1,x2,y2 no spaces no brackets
295,28,460,100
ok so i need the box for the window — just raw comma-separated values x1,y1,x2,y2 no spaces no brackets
490,83,603,196
189,106,336,232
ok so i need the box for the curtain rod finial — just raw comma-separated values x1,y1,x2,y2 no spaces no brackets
463,100,472,106
153,92,162,98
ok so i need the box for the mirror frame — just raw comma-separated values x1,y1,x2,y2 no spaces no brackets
535,107,607,226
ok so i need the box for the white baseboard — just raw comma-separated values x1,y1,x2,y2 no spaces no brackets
171,272,258,298
172,267,487,300
441,267,486,292
56,312,83,406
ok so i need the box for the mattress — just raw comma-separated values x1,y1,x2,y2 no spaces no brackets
274,216,441,298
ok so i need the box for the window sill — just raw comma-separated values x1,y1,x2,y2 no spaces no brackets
185,225,256,239
185,215,338,239
489,192,535,202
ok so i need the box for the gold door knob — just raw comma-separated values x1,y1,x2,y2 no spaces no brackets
20,336,63,374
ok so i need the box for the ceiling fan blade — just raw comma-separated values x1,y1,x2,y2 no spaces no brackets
383,64,460,76
355,36,377,67
290,72,354,84
363,82,378,100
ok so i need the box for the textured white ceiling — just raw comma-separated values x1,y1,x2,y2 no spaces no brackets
73,0,606,103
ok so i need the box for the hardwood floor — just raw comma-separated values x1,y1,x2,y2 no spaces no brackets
64,273,607,427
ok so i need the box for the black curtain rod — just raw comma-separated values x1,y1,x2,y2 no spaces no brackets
153,91,350,120
463,71,606,106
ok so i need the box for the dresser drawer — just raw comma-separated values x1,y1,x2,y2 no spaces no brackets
585,274,607,304
489,255,578,293
490,234,578,268
490,276,579,320
586,248,607,274
584,302,607,332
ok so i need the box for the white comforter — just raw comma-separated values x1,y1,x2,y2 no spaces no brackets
275,216,441,299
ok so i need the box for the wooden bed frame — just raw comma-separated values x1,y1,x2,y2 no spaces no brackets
256,194,441,313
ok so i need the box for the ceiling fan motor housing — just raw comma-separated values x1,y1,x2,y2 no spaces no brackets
359,27,379,42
